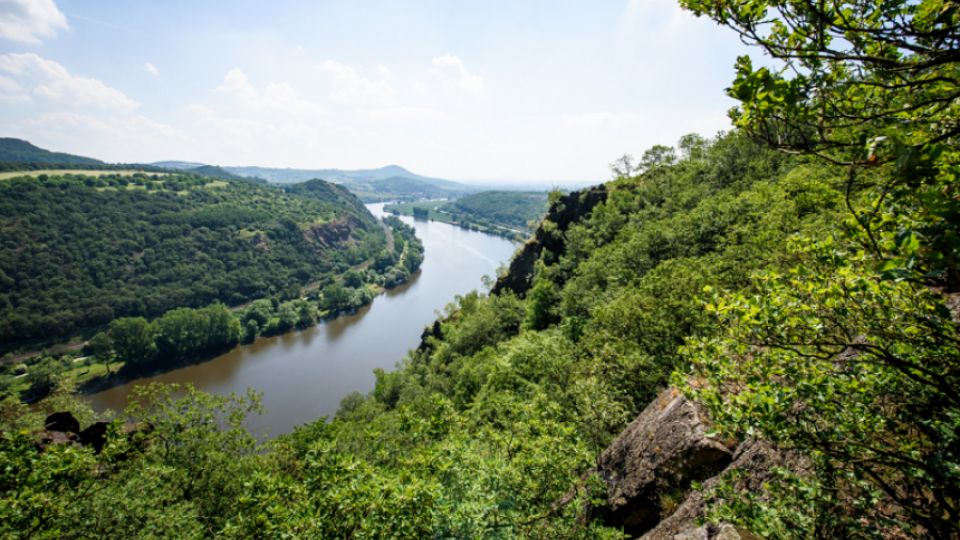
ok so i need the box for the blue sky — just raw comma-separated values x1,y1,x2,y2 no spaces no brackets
0,0,752,183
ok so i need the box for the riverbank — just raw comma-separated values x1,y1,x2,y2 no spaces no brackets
73,267,424,399
85,204,516,439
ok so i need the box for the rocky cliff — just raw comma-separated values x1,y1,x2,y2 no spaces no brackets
492,185,607,297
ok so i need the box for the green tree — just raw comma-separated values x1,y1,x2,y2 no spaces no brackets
320,283,350,311
680,0,960,287
242,318,259,343
639,144,676,172
109,317,157,368
295,300,316,329
676,0,960,536
85,331,114,374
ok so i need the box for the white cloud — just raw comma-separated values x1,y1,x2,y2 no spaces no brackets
215,68,257,99
430,54,484,95
0,0,67,44
144,63,159,77
0,74,27,103
319,60,395,106
215,68,325,116
0,52,138,111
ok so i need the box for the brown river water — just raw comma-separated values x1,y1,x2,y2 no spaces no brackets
86,203,517,439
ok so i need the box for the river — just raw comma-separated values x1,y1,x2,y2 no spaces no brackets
87,203,517,439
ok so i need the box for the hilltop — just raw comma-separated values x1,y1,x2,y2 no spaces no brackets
223,164,476,201
0,138,103,166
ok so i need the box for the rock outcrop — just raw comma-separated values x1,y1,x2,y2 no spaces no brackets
588,389,803,539
639,440,787,540
36,411,153,454
303,214,366,248
590,389,734,536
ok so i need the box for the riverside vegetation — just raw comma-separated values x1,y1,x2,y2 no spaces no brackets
1,0,958,538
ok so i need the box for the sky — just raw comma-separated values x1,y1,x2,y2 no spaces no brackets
0,0,753,184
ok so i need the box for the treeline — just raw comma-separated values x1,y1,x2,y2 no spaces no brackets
0,173,384,349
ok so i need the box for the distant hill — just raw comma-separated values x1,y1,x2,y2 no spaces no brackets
225,164,475,201
446,190,550,230
0,138,103,165
186,165,265,184
1,139,471,200
385,190,550,240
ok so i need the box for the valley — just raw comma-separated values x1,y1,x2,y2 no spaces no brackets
87,203,516,439
2,0,957,537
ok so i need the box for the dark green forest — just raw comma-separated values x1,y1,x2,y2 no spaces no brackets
1,0,958,538
0,172,384,347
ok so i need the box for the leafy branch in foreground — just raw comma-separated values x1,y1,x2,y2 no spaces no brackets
678,239,960,537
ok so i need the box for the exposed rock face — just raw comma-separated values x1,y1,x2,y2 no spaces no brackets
946,291,960,322
493,185,607,297
640,440,787,540
303,214,366,248
36,411,153,454
662,523,762,540
586,389,806,538
591,389,734,536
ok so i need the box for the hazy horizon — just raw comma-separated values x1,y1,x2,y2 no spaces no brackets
1,0,754,182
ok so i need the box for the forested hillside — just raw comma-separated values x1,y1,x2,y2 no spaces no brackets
0,172,385,347
1,0,957,538
226,164,475,202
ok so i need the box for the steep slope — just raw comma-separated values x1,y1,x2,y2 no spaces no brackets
247,132,844,537
0,171,386,347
